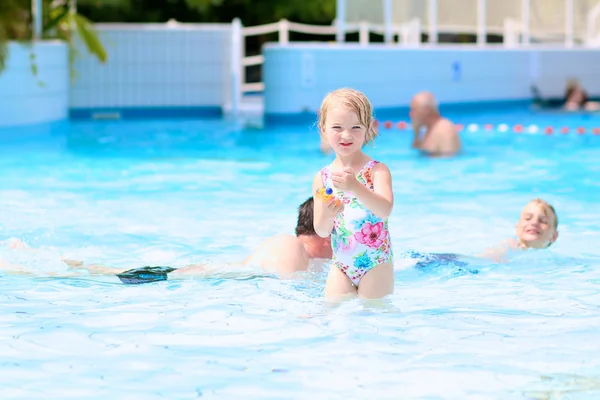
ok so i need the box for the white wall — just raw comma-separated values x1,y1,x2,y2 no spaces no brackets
70,23,232,116
0,41,69,127
262,44,600,114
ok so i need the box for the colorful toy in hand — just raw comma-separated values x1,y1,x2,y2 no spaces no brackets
315,187,334,201
315,187,342,207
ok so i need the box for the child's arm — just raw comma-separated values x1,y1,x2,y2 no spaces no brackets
477,238,518,262
312,171,344,238
332,163,394,219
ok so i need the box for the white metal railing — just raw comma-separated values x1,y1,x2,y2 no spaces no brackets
586,1,600,46
503,18,523,47
228,17,421,115
228,0,600,116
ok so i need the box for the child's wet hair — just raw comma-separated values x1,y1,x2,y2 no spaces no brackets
317,88,378,146
529,198,558,229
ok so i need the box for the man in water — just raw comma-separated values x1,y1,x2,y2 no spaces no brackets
410,91,462,157
1,197,333,283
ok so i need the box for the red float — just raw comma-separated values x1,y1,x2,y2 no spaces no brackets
513,124,524,133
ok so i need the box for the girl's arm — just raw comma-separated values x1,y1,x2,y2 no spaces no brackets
346,163,394,219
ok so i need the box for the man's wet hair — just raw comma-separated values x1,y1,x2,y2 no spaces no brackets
295,197,316,236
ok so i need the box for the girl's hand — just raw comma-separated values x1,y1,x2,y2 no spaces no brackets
322,196,344,219
331,167,358,191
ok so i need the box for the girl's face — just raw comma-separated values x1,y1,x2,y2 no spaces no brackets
516,203,558,248
322,106,367,155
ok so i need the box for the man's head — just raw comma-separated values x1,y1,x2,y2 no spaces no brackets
566,78,580,91
516,198,559,249
409,91,440,126
296,197,332,258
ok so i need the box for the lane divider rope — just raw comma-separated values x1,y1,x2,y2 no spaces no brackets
374,120,600,135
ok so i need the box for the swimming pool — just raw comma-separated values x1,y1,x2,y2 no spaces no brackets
1,106,600,399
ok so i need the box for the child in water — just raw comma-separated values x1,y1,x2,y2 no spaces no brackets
479,198,559,262
406,198,560,271
312,88,395,300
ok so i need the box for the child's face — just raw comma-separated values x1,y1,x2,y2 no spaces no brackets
322,106,367,155
515,203,558,248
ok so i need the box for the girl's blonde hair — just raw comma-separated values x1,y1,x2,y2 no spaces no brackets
317,88,378,146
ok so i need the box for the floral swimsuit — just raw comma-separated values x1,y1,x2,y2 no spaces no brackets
321,160,394,286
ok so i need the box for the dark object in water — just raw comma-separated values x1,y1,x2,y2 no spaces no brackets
116,266,177,284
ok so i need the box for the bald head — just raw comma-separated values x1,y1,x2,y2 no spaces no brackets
411,91,438,111
410,91,440,126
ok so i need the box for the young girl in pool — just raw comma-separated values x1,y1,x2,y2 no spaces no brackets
312,88,395,300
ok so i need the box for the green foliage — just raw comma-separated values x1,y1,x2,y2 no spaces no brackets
76,0,336,25
0,29,6,74
1,0,336,75
0,0,29,71
0,0,107,76
46,4,108,67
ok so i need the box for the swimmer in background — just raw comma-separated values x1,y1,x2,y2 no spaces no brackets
312,88,395,301
0,197,333,283
478,198,559,262
404,198,559,269
410,91,462,157
564,79,600,112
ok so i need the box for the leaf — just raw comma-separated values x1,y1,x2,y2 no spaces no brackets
43,7,70,33
72,13,108,63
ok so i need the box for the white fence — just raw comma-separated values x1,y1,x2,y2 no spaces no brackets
229,18,421,110
66,0,600,117
586,1,600,46
496,1,600,47
228,0,600,116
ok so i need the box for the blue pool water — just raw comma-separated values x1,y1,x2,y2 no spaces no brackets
1,107,600,399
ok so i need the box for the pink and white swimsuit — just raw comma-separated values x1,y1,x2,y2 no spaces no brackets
321,160,394,286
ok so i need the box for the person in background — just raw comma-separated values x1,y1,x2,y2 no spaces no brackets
402,198,560,273
478,198,559,262
410,91,462,157
564,79,600,111
0,197,333,283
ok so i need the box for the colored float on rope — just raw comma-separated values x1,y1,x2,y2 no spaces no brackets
376,120,600,135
